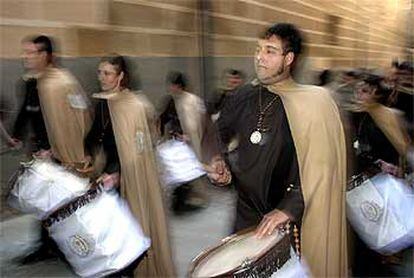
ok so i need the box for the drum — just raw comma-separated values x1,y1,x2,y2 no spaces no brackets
44,188,150,277
189,229,306,278
8,159,90,219
157,139,205,187
347,173,414,254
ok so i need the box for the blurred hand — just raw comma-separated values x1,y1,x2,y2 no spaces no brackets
255,209,290,239
206,156,231,186
8,138,22,148
174,133,190,142
376,159,401,177
34,149,52,159
99,172,120,190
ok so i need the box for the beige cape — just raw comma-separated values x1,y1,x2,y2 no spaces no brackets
101,89,175,277
37,67,92,166
264,78,348,277
172,91,215,163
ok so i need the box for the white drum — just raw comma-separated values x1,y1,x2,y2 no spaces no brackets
45,189,150,277
157,139,205,187
189,229,307,278
8,159,90,219
347,173,414,254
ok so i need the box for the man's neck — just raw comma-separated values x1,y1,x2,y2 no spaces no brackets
266,74,291,86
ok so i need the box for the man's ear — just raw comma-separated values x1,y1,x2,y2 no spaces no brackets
115,71,125,90
285,52,295,67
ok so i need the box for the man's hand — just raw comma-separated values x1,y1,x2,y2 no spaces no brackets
8,138,22,149
206,156,231,186
174,133,190,142
34,149,53,159
376,159,401,177
255,209,290,239
99,172,120,190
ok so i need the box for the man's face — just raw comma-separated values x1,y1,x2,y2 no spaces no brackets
226,74,243,90
22,42,46,72
97,62,122,92
356,82,376,103
254,36,293,85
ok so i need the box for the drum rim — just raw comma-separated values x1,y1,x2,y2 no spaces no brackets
188,227,289,278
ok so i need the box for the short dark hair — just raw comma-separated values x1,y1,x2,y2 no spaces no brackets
344,70,358,78
100,55,130,89
28,35,55,65
363,74,391,105
262,23,303,57
32,35,54,55
225,68,245,79
167,71,187,89
398,61,413,73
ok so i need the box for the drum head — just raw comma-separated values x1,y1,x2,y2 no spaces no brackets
191,230,284,277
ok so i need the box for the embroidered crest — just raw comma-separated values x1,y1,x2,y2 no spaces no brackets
67,94,88,109
67,234,95,257
136,130,145,153
360,201,382,222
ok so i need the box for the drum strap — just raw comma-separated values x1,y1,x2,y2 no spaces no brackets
43,186,102,228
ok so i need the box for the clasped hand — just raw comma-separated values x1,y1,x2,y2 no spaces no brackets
205,156,232,186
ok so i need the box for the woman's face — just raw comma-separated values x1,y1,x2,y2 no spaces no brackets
356,82,376,103
97,62,122,92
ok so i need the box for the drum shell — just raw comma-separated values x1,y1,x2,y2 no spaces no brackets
47,191,150,277
189,230,292,278
157,139,205,187
8,159,89,219
346,173,414,254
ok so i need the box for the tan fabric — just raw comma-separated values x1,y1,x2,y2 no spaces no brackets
104,89,175,277
37,67,92,165
265,78,348,277
173,91,205,160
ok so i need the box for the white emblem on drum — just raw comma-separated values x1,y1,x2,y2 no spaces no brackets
68,234,95,257
360,201,382,222
136,130,145,153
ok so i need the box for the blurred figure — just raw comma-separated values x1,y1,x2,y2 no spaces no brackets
15,35,93,265
334,70,361,110
209,23,347,277
350,74,412,277
9,37,50,156
24,35,92,169
206,68,245,120
159,71,215,213
87,55,175,277
386,61,414,134
352,74,410,176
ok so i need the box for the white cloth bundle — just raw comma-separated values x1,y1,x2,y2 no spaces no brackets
346,173,414,254
8,159,90,219
157,139,206,187
270,248,309,278
48,190,150,277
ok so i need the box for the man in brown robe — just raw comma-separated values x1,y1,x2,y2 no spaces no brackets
209,23,348,277
16,35,92,265
90,56,175,277
27,35,92,169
